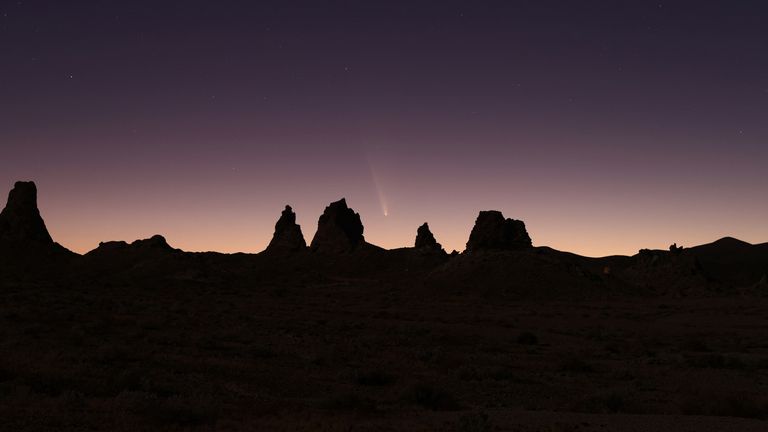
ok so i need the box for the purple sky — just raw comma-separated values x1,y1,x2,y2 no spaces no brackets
2,1,767,256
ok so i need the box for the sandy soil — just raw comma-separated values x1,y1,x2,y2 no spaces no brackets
0,275,766,431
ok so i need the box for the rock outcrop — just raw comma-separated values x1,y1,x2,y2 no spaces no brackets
0,181,54,244
93,235,174,253
415,223,442,251
465,210,532,252
266,205,306,253
619,248,708,295
310,198,364,253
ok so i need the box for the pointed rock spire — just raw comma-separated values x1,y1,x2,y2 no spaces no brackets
0,181,54,244
415,222,442,251
465,210,532,252
310,198,364,253
266,205,307,253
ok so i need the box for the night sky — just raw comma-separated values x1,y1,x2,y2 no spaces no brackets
2,1,767,256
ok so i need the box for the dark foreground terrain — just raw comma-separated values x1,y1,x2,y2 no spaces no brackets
1,181,767,431
1,276,768,431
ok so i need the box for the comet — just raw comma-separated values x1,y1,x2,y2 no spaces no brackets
367,157,389,217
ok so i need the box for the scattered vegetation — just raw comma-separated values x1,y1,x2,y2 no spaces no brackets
457,411,492,432
516,331,538,345
678,337,710,352
576,391,627,414
684,354,747,370
680,392,768,419
2,278,767,429
457,366,481,381
403,383,461,411
558,358,595,373
115,392,220,427
322,392,377,412
354,369,396,386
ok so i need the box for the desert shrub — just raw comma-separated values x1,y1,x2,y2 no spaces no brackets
322,392,377,412
22,367,81,397
714,397,767,419
558,358,594,373
57,391,87,413
116,391,219,426
577,392,626,413
270,286,289,298
0,365,14,383
457,411,492,432
248,345,277,359
488,367,517,381
479,344,506,354
354,369,395,386
680,392,768,419
684,354,746,370
310,355,327,366
93,343,139,365
404,383,460,411
679,338,710,352
98,366,144,397
516,331,538,345
457,366,480,381
609,369,636,381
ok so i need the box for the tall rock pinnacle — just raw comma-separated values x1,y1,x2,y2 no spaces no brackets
465,210,532,252
0,181,54,244
266,205,307,253
310,198,364,253
415,222,442,251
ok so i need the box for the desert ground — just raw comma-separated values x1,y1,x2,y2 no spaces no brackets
1,183,767,431
1,273,767,431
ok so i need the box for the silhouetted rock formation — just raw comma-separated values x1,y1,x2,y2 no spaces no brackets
78,235,187,282
123,235,173,250
3,179,768,299
465,210,532,252
0,182,74,280
90,235,176,255
310,198,364,253
0,181,53,244
426,246,607,299
266,205,306,253
136,235,172,249
620,248,708,295
670,243,684,254
415,223,442,251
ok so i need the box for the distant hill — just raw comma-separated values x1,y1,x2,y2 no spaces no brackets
688,237,768,288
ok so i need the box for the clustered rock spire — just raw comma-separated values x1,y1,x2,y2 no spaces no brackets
309,198,364,253
0,181,539,256
465,210,532,252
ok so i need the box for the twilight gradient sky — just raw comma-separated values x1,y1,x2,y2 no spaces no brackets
1,1,767,256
